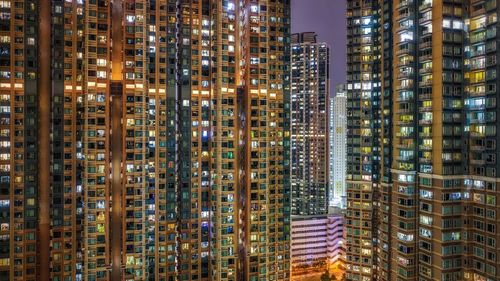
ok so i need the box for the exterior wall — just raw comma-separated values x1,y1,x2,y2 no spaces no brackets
0,0,291,280
239,1,292,280
346,1,500,281
346,1,383,280
463,2,500,281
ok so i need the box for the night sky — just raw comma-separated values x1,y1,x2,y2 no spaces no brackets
291,0,347,94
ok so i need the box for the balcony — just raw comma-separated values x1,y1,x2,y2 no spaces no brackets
419,106,432,112
397,95,414,102
397,156,414,162
397,45,415,56
442,117,461,123
419,17,432,24
419,145,432,151
419,93,432,100
486,39,497,52
397,11,412,22
397,143,415,150
397,120,414,125
419,2,432,11
419,119,432,125
443,157,460,163
420,131,432,137
420,54,432,62
470,159,485,165
470,145,485,151
396,132,415,138
419,157,432,164
398,72,414,79
398,60,414,67
397,107,414,114
397,84,414,91
485,0,497,11
420,31,432,39
419,80,433,87
467,104,486,111
397,0,414,10
469,118,486,124
419,41,432,50
471,6,486,17
418,67,432,75
467,90,486,97
470,33,486,44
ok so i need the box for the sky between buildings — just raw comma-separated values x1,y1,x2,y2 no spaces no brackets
291,0,347,93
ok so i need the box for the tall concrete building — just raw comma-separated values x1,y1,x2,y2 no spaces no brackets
330,85,347,209
346,1,500,281
0,1,291,280
291,32,330,215
346,1,388,280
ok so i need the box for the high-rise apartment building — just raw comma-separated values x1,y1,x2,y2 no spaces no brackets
291,32,329,215
346,1,500,281
330,84,347,209
0,1,291,280
346,1,388,280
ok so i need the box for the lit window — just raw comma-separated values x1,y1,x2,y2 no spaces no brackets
126,15,135,23
97,59,106,67
96,71,106,79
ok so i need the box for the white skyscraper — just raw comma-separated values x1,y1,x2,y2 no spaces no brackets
330,85,347,208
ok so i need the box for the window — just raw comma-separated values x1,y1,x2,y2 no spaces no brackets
420,228,432,238
96,59,106,67
96,71,106,79
486,195,496,205
420,189,433,199
420,215,433,226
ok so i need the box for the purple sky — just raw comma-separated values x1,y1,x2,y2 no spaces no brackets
291,0,347,92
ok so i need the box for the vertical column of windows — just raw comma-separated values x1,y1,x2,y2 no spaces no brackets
82,0,111,278
464,1,499,280
346,1,378,280
0,0,20,279
23,0,38,279
391,1,418,280
122,0,148,279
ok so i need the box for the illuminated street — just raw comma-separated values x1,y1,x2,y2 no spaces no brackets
292,260,345,281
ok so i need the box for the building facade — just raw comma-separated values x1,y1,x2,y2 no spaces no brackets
330,84,347,209
291,213,344,273
291,32,330,215
346,1,388,280
346,1,500,281
0,1,291,280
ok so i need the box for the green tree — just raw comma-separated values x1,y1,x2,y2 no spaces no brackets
320,270,331,281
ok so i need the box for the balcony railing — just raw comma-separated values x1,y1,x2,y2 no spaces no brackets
419,2,432,11
419,157,432,163
470,159,485,165
419,145,432,151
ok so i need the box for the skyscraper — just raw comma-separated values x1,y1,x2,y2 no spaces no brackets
330,84,347,209
0,1,291,280
346,1,387,280
346,1,500,281
291,32,330,215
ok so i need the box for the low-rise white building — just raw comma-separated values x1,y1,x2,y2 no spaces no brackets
291,212,344,270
